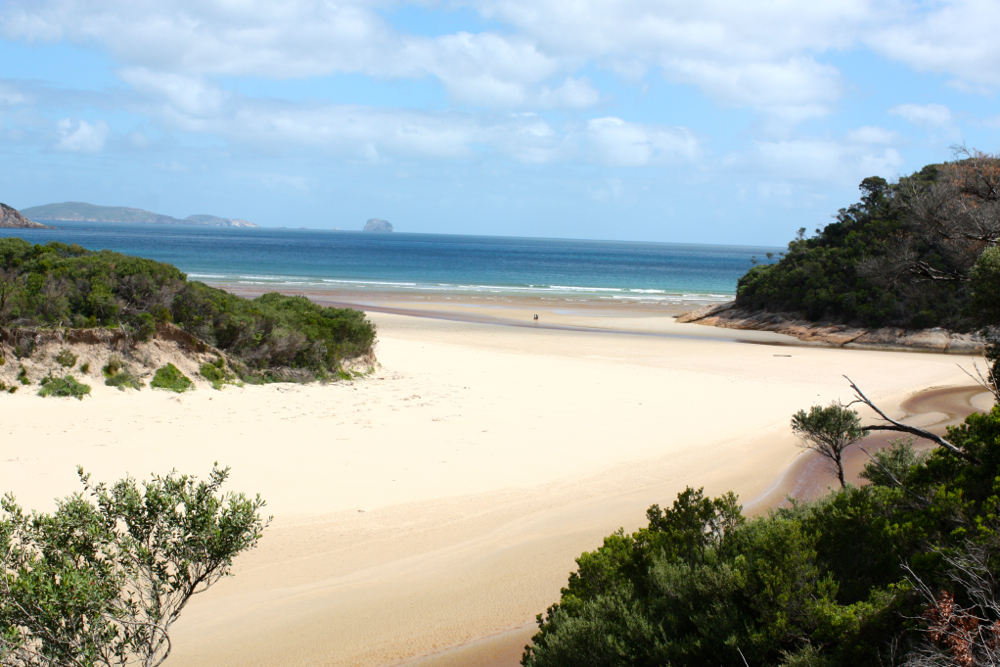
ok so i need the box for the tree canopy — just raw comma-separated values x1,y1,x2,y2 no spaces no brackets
736,150,1000,331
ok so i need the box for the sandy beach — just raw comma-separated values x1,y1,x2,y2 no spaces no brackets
0,299,988,667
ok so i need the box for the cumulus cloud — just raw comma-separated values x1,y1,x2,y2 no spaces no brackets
0,1,596,111
582,117,700,167
53,118,109,153
845,125,899,145
0,0,869,119
116,72,699,166
866,0,1000,89
729,135,904,184
888,103,954,129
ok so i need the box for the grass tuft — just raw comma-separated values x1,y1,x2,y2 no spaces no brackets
55,348,78,367
102,355,124,377
105,370,145,391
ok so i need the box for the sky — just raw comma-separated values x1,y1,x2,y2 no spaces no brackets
1,1,999,245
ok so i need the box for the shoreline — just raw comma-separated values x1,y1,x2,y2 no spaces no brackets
0,295,990,667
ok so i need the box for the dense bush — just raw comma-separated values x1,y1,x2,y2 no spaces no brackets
523,410,1000,667
0,238,376,379
150,363,193,393
736,165,978,329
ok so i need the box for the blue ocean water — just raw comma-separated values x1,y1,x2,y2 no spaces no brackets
3,222,782,305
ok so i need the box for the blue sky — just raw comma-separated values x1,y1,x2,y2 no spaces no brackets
1,0,999,245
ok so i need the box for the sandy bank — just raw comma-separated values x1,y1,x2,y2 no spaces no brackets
0,306,987,667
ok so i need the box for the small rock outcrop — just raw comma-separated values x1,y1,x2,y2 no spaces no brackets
364,218,393,233
677,301,983,354
0,203,52,229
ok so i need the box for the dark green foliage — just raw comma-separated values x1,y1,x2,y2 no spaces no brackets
736,167,972,329
199,357,236,390
16,365,28,385
54,348,77,367
0,238,376,379
200,359,225,383
523,407,1000,667
79,360,90,373
105,370,144,391
171,284,376,377
150,363,193,393
37,374,91,400
0,466,267,665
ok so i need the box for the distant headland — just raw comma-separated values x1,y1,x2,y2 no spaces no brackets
0,202,52,229
20,202,259,227
363,218,393,232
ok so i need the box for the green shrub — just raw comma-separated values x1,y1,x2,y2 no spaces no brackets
0,239,377,378
150,363,193,393
38,375,91,400
79,361,90,373
17,365,29,385
102,355,124,377
0,354,5,365
199,361,224,383
105,371,145,391
55,348,78,367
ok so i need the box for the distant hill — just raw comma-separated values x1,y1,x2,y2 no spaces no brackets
21,202,259,227
0,203,53,228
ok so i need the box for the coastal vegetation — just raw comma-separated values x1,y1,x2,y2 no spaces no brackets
522,407,1000,667
524,149,1000,667
0,237,376,382
36,374,91,400
736,149,1000,331
150,363,193,393
0,466,267,666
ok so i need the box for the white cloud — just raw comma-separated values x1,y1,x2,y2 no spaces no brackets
53,118,109,153
888,103,953,129
845,125,898,145
0,0,873,118
582,117,700,167
866,0,1000,89
118,72,699,166
733,138,904,183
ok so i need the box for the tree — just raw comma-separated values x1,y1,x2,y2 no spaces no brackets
791,402,868,487
0,466,268,667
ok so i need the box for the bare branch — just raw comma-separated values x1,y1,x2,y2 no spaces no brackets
845,376,979,465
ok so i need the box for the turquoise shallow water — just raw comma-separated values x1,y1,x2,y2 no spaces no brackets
3,222,782,306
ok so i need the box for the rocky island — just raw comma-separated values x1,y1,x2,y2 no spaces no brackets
363,218,393,232
21,202,259,227
0,203,52,229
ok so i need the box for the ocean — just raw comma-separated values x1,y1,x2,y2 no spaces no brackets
2,222,782,306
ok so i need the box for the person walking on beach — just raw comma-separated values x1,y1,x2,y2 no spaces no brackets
533,314,538,321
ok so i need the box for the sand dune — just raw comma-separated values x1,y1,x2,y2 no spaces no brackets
0,307,985,666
